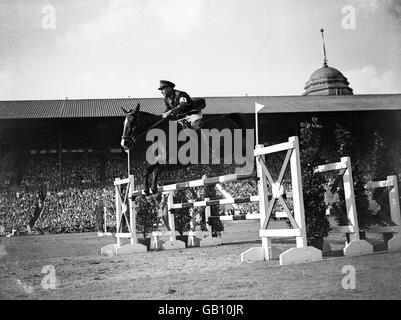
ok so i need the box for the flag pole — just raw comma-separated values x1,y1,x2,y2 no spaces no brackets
126,149,130,177
254,102,265,146
255,108,259,146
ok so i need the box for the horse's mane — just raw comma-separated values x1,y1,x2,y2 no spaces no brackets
136,111,163,130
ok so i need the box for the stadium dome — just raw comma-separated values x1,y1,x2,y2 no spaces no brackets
303,63,353,96
303,29,353,96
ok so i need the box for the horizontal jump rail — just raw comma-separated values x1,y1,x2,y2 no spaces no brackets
215,211,288,221
170,195,260,209
254,140,295,156
365,179,395,189
314,160,347,173
114,177,132,186
131,172,257,197
160,172,257,191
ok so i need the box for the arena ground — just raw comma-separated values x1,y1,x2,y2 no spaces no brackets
1,220,400,300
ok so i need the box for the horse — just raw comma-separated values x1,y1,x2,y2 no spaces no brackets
120,101,249,196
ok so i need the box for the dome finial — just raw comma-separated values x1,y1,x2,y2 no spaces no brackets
320,28,328,67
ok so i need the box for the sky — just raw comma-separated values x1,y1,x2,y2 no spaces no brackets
0,0,400,100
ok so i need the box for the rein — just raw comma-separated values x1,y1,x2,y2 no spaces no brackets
124,115,169,143
123,107,200,143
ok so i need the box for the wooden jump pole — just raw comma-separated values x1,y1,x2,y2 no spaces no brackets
115,178,122,247
131,172,256,198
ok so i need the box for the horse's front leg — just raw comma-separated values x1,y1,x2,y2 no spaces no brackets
143,164,155,196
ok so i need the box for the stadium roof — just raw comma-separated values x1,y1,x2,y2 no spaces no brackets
0,94,400,120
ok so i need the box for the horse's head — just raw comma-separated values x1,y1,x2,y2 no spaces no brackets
120,103,141,150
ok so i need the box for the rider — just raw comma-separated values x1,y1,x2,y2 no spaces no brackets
158,80,203,130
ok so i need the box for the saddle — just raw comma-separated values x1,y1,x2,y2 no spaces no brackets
171,97,206,129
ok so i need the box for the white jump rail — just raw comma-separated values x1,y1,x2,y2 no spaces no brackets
151,181,292,251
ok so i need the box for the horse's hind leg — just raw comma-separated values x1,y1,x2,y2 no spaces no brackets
155,194,171,232
151,165,161,194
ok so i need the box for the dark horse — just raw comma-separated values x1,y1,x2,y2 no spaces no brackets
120,101,248,196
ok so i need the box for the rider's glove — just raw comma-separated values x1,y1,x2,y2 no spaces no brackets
162,110,172,118
171,107,181,115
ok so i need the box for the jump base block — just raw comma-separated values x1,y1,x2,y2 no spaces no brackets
100,244,119,256
343,240,373,257
387,235,401,252
162,240,186,250
116,243,147,255
279,247,322,265
200,237,222,247
150,238,166,250
241,247,264,262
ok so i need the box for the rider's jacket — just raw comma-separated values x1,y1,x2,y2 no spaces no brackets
163,90,198,119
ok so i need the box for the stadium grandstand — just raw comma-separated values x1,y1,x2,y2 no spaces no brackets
1,93,401,236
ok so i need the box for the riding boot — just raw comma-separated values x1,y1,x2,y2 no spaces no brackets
178,119,190,129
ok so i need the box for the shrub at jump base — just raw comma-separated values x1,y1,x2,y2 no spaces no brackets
135,195,158,244
172,189,192,237
368,130,396,244
299,118,330,250
204,183,224,237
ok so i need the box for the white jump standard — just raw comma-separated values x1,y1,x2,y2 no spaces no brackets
241,136,323,265
101,175,147,256
365,175,401,251
314,157,374,256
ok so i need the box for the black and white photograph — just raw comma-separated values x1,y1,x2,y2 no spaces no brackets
1,0,401,306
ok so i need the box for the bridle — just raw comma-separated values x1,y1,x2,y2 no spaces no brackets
121,112,169,144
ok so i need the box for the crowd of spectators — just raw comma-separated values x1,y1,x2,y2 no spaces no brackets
1,151,285,235
0,153,16,186
105,153,145,183
21,153,102,187
0,186,116,234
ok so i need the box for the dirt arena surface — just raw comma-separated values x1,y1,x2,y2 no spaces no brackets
1,220,400,300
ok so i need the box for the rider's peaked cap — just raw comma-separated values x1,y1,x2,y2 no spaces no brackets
158,80,175,90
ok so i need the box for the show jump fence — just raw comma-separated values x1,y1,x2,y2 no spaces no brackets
315,157,401,255
101,136,401,265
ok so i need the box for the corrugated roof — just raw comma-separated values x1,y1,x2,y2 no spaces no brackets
0,94,400,119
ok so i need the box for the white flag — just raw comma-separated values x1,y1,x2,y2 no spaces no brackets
255,102,265,113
